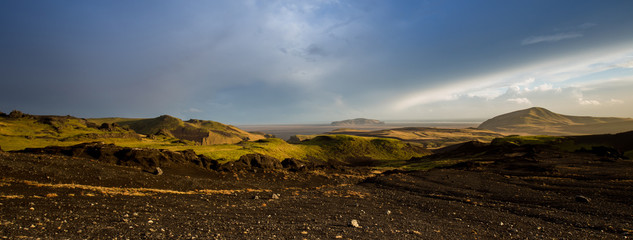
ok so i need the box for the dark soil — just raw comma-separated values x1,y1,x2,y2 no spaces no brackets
1,146,632,239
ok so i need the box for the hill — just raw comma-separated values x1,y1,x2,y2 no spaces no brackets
331,118,384,126
91,115,266,145
326,127,504,149
478,107,633,135
0,111,141,151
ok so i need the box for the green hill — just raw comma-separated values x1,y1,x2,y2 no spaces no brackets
479,107,633,135
0,111,429,166
91,115,266,145
299,135,431,164
327,127,504,149
0,111,140,151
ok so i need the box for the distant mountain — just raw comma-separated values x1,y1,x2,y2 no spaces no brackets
479,107,633,135
95,115,266,145
331,118,385,126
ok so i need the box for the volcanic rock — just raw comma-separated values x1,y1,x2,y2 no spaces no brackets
281,158,305,170
17,142,218,171
575,195,591,203
235,154,282,169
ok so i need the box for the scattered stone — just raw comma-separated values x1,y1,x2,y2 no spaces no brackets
350,219,361,228
271,193,280,199
253,195,259,200
153,167,163,176
575,195,591,203
387,210,391,215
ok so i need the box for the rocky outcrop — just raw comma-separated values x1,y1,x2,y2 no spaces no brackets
16,143,309,173
224,154,282,170
8,110,29,119
281,158,307,171
18,142,220,172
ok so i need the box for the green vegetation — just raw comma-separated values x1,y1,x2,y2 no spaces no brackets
0,116,139,151
300,135,430,162
0,114,429,165
491,135,565,146
116,115,184,135
89,115,266,145
327,127,503,149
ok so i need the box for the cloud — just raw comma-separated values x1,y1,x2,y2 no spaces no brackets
578,98,600,105
609,98,624,104
521,32,583,45
525,83,561,92
617,60,633,69
507,98,532,104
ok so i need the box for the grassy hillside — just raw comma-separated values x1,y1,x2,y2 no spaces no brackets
479,107,633,135
300,135,430,163
90,115,266,145
1,111,429,165
0,112,141,151
327,127,504,148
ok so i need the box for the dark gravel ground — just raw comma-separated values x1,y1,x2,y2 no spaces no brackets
1,149,632,239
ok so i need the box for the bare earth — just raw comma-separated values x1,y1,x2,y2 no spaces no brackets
1,148,632,239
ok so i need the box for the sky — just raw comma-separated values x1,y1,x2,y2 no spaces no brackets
1,0,633,124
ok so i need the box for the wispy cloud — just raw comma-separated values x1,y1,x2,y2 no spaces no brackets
507,98,532,104
609,98,624,104
578,98,600,105
521,32,583,45
392,46,633,111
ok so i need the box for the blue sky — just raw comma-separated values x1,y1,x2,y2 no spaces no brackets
1,0,633,124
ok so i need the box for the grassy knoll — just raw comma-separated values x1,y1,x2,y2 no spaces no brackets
0,116,139,151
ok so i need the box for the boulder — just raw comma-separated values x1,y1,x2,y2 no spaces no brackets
281,158,305,170
195,155,220,170
237,154,282,169
221,154,282,171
